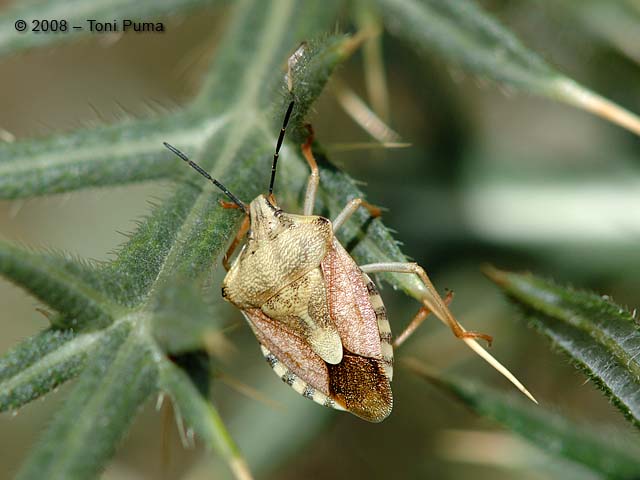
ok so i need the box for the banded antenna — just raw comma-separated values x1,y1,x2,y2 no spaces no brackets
163,142,248,215
268,100,295,195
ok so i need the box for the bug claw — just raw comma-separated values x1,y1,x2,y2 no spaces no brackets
362,200,383,219
219,199,242,210
460,331,493,347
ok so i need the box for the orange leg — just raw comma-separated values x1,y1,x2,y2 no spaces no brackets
220,202,250,271
302,127,382,225
360,262,493,347
359,200,382,218
223,216,250,271
394,291,453,348
219,199,242,210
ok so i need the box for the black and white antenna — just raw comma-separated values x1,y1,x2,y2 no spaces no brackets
163,142,248,214
268,100,295,196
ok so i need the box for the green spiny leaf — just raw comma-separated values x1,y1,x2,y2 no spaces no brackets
0,329,86,411
151,277,224,354
158,358,252,480
548,0,640,65
16,322,156,480
407,359,640,480
0,0,344,200
195,0,342,110
1,2,354,477
0,113,209,199
111,34,354,297
0,240,121,329
2,1,640,478
374,0,640,136
485,267,640,429
375,0,556,92
276,33,360,143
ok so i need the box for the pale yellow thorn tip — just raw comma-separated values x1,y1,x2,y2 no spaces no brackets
230,457,254,480
462,338,539,404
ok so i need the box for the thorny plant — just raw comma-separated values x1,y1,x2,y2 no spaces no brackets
1,1,640,479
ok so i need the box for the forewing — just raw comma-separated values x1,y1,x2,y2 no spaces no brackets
321,239,383,359
242,309,342,410
320,239,393,422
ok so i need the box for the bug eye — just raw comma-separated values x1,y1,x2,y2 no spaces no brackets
221,287,227,298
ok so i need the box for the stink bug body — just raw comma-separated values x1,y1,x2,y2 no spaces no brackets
164,100,531,422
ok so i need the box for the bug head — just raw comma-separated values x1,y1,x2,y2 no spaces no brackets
247,194,288,240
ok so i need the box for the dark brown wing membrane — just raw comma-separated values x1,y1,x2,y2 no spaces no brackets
328,351,393,422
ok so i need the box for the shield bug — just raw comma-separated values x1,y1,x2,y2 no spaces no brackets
164,101,534,422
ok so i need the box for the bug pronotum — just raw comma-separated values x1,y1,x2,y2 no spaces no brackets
164,98,535,423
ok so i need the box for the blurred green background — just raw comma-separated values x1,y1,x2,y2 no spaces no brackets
1,1,639,479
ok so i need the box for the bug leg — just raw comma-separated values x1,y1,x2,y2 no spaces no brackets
332,198,382,232
301,126,382,222
301,125,320,216
359,262,493,346
222,215,250,271
361,263,538,403
394,291,454,348
219,199,242,210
